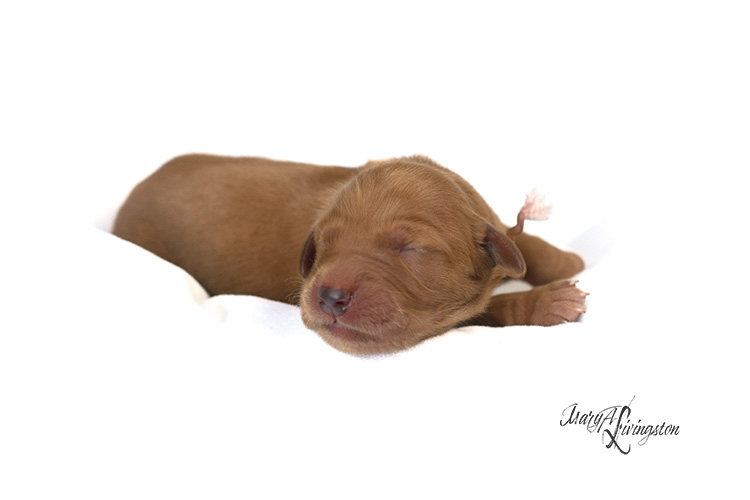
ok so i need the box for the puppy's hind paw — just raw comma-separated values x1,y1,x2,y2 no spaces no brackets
530,279,588,326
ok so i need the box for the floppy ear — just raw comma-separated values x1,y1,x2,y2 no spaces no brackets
300,231,317,277
483,224,526,278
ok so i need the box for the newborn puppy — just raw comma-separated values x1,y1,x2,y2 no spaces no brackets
113,154,586,355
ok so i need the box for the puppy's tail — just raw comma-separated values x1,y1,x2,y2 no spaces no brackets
507,188,552,238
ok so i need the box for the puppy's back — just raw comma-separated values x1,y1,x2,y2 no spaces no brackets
113,154,354,299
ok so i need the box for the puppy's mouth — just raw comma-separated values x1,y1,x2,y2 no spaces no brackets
323,321,373,343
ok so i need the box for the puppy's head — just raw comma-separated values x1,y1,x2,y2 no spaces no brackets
299,158,525,355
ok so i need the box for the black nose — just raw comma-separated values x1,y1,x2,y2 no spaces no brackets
318,286,352,318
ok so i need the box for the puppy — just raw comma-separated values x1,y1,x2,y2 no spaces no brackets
113,154,586,355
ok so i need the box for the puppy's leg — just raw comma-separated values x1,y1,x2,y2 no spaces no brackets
514,233,585,286
468,280,587,327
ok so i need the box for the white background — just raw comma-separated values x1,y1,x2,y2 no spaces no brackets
1,1,748,498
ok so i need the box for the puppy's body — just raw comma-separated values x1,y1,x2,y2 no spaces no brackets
114,154,586,355
114,155,354,302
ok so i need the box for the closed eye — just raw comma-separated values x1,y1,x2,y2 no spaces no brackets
382,229,435,256
400,244,439,257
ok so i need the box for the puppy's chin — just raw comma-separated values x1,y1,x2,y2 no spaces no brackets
301,310,407,356
312,321,384,355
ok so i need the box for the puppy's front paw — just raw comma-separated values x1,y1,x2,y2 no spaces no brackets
530,279,588,326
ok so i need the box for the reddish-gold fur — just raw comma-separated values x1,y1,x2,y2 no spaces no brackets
113,154,586,355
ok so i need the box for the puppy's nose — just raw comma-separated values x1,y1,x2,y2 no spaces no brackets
318,286,352,318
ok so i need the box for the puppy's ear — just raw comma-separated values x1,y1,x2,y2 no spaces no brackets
300,231,317,277
483,224,526,278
